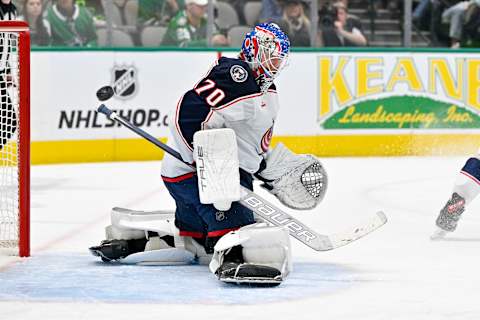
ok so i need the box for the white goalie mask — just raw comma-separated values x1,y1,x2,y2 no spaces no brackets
240,23,291,92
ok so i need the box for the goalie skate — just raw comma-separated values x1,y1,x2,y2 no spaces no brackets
89,239,133,262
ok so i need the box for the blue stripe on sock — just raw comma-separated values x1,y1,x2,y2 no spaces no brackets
461,158,480,181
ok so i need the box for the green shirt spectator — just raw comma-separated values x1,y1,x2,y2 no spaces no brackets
161,0,228,47
46,0,97,47
19,0,52,47
139,0,185,25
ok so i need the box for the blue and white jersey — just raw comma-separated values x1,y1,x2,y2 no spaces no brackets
161,56,280,180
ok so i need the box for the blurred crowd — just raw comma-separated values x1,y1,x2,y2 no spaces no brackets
2,0,480,48
1,0,367,47
413,0,480,48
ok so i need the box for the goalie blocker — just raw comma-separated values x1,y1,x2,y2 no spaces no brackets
193,128,241,211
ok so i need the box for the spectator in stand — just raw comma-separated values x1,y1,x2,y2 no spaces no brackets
0,0,16,20
134,0,184,26
422,0,462,46
280,0,310,46
442,0,480,48
335,0,362,28
462,0,480,46
319,0,367,47
19,0,51,46
46,0,97,46
413,0,432,30
161,0,228,47
69,1,107,29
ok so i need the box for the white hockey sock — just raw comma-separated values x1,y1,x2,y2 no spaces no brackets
454,171,480,205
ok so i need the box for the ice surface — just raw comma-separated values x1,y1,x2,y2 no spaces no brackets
0,254,352,304
1,157,480,320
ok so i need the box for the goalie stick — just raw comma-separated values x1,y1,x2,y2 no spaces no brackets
110,207,387,252
95,87,387,251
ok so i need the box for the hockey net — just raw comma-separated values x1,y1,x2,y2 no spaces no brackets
0,22,30,257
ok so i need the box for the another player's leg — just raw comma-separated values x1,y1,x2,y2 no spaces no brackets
432,157,480,239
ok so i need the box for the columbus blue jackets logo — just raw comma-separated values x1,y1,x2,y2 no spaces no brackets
111,65,137,100
230,65,248,83
261,126,273,153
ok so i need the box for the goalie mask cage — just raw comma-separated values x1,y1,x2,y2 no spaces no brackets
0,21,30,257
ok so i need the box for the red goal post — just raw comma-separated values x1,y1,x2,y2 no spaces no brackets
0,21,30,257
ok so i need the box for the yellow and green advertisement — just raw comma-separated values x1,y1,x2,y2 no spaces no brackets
318,54,480,130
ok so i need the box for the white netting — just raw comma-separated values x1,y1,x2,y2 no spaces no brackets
0,31,20,255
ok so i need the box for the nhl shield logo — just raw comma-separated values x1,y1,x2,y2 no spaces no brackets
111,65,137,100
215,211,225,221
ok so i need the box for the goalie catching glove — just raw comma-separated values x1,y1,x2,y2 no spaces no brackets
256,143,328,210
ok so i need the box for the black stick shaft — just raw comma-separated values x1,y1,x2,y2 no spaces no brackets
97,104,194,169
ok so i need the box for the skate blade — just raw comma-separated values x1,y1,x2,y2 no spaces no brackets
430,228,449,240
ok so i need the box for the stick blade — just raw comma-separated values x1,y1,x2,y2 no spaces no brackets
321,211,388,251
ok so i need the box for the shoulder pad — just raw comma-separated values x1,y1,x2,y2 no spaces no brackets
208,57,260,97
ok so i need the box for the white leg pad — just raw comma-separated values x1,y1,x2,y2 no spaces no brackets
111,208,176,237
117,236,211,266
120,248,195,265
107,207,185,246
106,208,213,265
209,223,292,278
105,225,145,241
